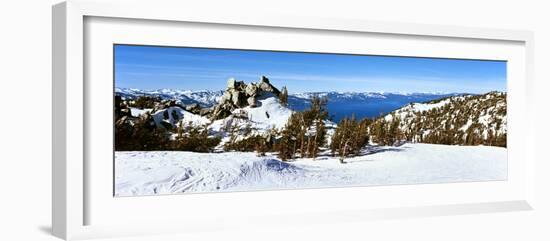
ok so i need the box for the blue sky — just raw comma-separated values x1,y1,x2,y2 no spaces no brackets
114,44,506,94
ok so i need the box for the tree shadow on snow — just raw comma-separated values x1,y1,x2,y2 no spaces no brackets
364,146,406,155
343,145,407,164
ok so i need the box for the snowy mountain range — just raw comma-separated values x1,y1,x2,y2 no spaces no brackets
115,88,224,107
115,87,460,121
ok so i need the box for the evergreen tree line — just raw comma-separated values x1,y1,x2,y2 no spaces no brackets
222,122,276,156
368,116,405,146
115,91,507,160
115,117,221,152
373,92,507,147
223,132,276,156
276,96,329,160
329,116,371,163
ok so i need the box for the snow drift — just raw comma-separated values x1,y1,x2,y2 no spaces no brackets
115,143,507,196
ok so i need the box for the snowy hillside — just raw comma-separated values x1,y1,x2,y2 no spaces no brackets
115,143,507,196
150,106,210,128
240,95,293,130
125,95,292,137
377,91,507,146
209,95,293,137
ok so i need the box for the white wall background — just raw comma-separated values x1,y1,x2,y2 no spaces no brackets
0,0,548,240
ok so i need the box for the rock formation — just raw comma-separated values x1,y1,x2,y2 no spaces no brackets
114,75,283,123
209,75,281,120
184,103,202,114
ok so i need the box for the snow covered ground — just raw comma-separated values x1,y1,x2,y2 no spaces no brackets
209,95,293,134
115,143,507,196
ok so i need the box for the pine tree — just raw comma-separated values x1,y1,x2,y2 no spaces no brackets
388,115,402,146
277,112,302,160
338,117,352,163
311,119,326,160
370,119,387,146
255,137,268,156
279,86,289,106
305,96,328,159
296,113,306,158
277,95,331,160
495,133,506,147
175,122,221,152
330,115,370,163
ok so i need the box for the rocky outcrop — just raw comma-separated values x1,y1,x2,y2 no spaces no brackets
115,95,132,120
199,107,212,116
142,99,205,116
152,100,184,113
116,75,282,121
210,75,281,120
257,76,280,95
184,103,202,115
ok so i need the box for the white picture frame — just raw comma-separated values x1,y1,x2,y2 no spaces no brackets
52,0,535,240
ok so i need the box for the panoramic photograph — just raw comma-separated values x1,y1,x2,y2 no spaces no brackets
113,44,507,197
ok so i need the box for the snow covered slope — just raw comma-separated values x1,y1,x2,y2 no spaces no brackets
239,96,293,130
378,92,507,145
208,95,293,145
119,94,292,151
115,143,507,196
150,106,211,128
